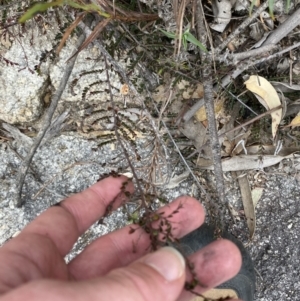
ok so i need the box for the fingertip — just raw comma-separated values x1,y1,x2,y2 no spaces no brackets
172,195,205,216
61,175,134,233
187,238,242,290
142,247,186,282
89,175,135,203
167,196,206,230
220,239,243,276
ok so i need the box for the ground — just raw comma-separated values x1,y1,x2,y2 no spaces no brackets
1,1,300,300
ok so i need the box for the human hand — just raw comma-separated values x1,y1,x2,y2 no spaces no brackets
0,175,242,301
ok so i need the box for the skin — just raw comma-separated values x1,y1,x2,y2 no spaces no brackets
0,176,242,301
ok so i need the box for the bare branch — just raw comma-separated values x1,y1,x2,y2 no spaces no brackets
15,23,88,207
217,44,278,64
195,0,226,227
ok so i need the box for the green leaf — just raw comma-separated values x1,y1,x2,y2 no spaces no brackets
183,27,190,35
19,1,63,23
158,28,176,39
268,0,274,19
182,35,188,50
249,0,256,16
185,32,207,52
285,0,291,13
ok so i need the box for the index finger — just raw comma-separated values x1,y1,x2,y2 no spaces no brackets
21,175,134,256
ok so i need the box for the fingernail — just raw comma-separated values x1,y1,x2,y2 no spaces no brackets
144,247,185,282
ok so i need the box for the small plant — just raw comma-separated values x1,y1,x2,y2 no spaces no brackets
158,26,207,52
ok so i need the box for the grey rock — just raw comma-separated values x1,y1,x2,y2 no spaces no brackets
0,24,56,124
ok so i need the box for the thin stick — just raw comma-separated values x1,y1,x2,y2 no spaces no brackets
248,41,300,66
103,56,148,207
15,25,88,207
219,105,283,138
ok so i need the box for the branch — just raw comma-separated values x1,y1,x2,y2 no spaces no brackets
15,24,88,207
217,44,277,64
196,1,226,227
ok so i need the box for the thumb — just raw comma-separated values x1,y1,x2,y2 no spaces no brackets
94,246,186,301
1,247,186,301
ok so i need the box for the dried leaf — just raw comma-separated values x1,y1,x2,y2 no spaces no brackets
235,171,256,238
195,98,225,122
249,22,265,41
246,145,300,156
234,0,250,13
244,75,282,138
286,112,300,127
251,187,264,208
197,154,298,171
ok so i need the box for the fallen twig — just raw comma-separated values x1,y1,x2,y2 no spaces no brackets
218,44,277,64
15,23,88,207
